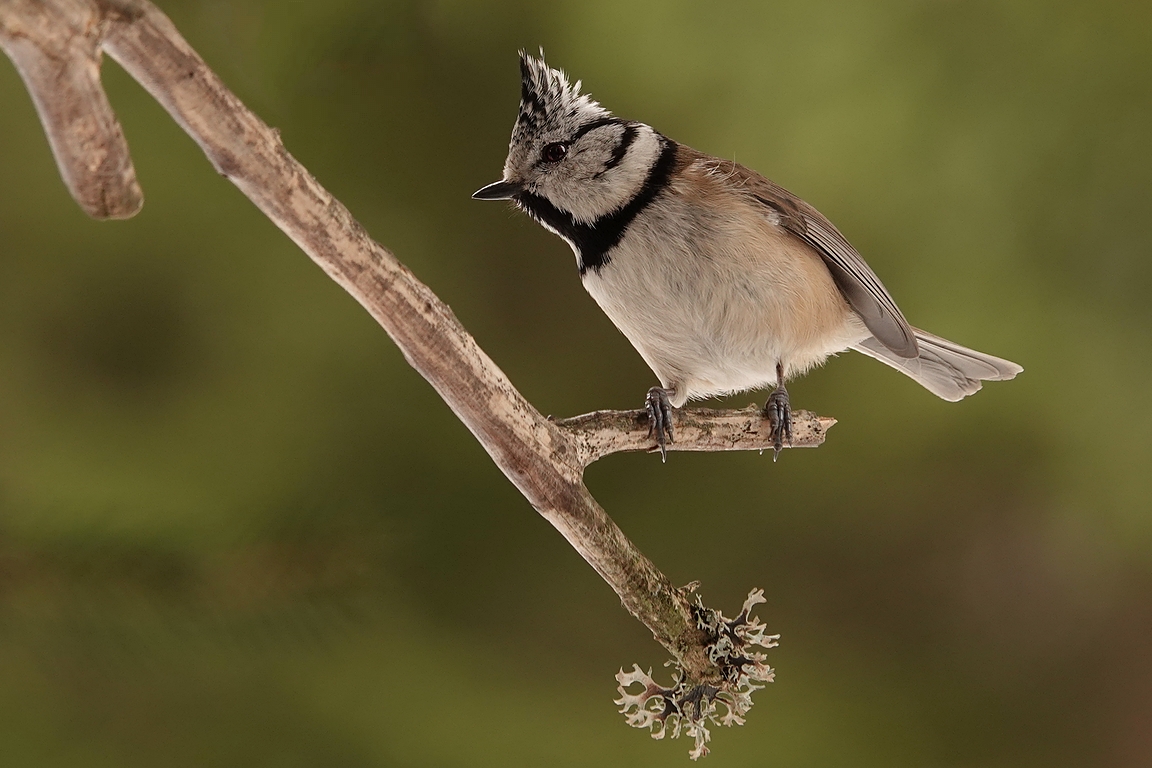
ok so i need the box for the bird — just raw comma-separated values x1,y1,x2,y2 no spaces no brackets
473,51,1022,460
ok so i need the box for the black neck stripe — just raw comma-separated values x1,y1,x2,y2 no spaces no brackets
516,136,679,275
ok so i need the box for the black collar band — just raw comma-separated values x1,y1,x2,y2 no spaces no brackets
516,137,679,274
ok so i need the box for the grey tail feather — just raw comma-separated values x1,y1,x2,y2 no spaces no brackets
851,328,1023,402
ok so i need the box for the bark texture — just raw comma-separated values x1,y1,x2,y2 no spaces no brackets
0,0,832,689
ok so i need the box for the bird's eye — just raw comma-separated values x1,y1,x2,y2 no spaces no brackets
541,142,569,163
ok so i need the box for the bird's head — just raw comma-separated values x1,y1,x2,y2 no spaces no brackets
473,51,662,225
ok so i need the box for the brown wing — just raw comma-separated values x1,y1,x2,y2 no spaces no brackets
685,149,919,358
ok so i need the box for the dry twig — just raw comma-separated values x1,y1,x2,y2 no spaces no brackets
1,0,834,756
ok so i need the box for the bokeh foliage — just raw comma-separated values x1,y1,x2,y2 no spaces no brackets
1,0,1151,765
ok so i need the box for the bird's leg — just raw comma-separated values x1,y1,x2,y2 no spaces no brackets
645,386,675,462
764,362,792,460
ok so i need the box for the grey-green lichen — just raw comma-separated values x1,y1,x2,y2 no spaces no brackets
615,588,779,760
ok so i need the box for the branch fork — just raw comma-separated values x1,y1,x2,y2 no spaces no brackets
1,0,835,756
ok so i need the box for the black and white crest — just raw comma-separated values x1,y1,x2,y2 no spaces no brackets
480,51,675,274
476,51,676,274
513,50,611,145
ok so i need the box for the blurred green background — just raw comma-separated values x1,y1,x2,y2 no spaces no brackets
2,0,1151,765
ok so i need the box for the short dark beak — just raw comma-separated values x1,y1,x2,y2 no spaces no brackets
472,179,523,200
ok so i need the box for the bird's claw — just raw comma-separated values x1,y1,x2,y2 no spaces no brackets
645,386,674,462
765,385,792,461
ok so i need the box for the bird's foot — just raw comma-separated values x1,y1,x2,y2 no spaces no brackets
645,386,675,462
764,385,792,461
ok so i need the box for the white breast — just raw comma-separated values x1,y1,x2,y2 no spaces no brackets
580,173,869,406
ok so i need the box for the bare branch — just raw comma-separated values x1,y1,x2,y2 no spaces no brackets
0,0,141,218
558,406,835,467
1,0,835,753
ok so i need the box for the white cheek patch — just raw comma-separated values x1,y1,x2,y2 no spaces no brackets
545,126,663,224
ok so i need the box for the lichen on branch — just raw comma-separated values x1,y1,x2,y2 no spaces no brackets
616,589,779,760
